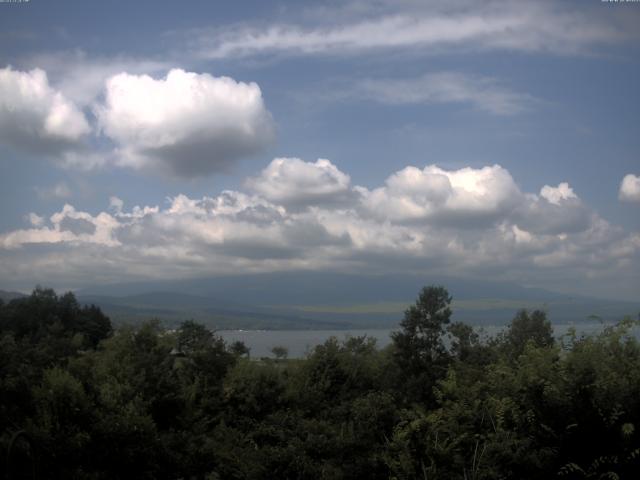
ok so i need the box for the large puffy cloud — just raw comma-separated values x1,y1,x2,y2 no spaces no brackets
619,174,640,203
357,167,594,236
512,183,591,236
0,159,638,297
246,157,352,207
0,65,276,176
357,164,522,225
0,67,90,154
25,50,171,107
95,69,275,177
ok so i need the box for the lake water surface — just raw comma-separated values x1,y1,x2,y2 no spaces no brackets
218,322,632,358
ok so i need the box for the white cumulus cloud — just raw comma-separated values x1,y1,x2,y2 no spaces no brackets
0,66,90,155
357,164,522,225
95,69,275,177
246,157,352,206
26,213,44,227
619,174,640,203
540,182,577,205
25,50,171,107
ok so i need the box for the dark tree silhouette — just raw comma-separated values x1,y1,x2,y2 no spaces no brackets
391,285,452,404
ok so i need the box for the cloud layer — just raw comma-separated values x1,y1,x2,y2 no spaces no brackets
1,159,638,297
359,73,534,115
193,1,634,59
0,66,275,177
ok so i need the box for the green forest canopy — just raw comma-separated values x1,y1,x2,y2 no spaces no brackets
1,286,639,479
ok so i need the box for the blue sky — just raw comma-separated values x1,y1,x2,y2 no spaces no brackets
0,0,639,300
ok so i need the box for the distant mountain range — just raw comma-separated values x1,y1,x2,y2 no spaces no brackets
0,290,26,302
72,273,639,330
76,291,345,330
76,272,573,303
3,274,638,330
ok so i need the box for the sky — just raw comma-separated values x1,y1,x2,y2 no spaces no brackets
0,0,639,300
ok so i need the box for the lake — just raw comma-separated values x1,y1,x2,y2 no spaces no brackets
218,322,632,358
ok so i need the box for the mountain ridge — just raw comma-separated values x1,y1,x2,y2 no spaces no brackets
74,273,640,329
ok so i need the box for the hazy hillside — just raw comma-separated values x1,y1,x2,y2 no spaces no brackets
4,276,636,330
76,273,640,329
0,289,26,302
77,291,345,330
78,272,572,303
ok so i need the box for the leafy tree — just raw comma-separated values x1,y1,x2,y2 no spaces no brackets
223,360,287,419
271,345,288,360
229,340,250,358
504,309,554,358
391,285,452,404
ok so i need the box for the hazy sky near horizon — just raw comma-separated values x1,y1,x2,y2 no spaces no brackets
0,0,639,300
